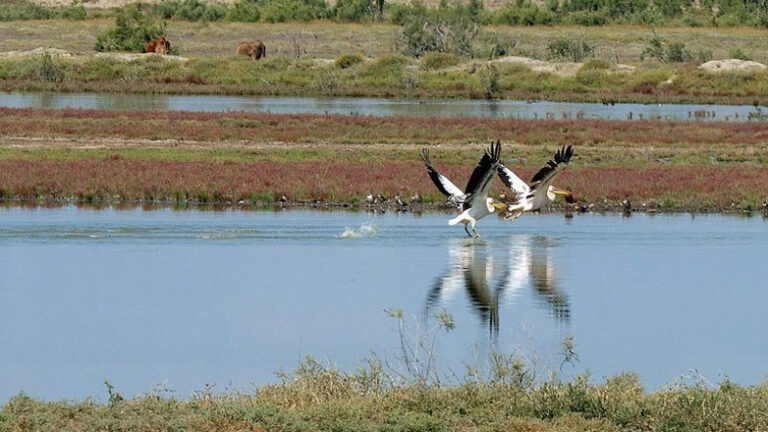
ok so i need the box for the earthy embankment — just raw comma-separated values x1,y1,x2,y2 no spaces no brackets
1,108,767,212
2,20,768,104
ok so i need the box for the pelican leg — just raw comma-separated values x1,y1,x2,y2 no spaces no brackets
505,210,523,221
464,222,472,237
471,220,480,238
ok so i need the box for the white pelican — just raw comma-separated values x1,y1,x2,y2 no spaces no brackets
420,141,507,237
497,145,575,220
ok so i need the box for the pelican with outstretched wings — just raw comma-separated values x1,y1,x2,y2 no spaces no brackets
420,141,506,237
497,145,576,220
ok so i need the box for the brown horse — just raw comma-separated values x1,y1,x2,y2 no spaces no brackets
145,36,171,54
235,41,266,60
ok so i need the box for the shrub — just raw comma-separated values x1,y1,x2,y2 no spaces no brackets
642,37,692,63
335,53,364,69
479,64,500,99
260,0,328,22
228,0,262,22
420,52,461,70
333,0,375,22
94,5,167,53
567,9,609,25
59,3,87,20
729,48,753,61
546,37,594,62
580,57,609,70
488,5,556,25
37,53,65,83
0,0,54,20
175,0,226,21
398,2,480,57
476,31,515,59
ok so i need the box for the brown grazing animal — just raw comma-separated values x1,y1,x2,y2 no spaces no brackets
235,41,266,60
145,36,171,54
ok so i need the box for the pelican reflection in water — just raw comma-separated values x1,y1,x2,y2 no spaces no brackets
426,236,570,336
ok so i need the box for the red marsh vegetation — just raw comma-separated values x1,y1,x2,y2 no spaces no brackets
2,108,768,148
0,159,766,210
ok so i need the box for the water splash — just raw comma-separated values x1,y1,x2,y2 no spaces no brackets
340,222,379,239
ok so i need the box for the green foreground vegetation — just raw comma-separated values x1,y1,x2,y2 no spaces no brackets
2,358,768,431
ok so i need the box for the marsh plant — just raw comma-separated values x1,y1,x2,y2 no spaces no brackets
546,37,594,62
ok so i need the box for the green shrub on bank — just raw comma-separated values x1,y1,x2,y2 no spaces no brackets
420,52,462,70
547,37,594,62
94,5,167,53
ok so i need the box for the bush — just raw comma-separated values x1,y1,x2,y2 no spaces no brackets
546,37,594,62
60,3,87,20
567,9,609,25
37,53,65,83
94,5,167,53
398,2,480,57
333,0,375,22
475,31,515,59
488,5,556,25
479,64,500,99
729,48,753,61
260,0,328,22
580,57,609,70
335,53,364,69
420,52,461,70
228,0,262,22
0,0,54,20
641,37,692,63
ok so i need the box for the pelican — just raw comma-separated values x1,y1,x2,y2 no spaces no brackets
497,145,575,220
420,141,506,237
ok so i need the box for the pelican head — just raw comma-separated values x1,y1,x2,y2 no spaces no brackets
486,197,508,213
547,186,574,203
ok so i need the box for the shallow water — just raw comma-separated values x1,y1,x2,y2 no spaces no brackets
2,92,766,122
1,207,767,402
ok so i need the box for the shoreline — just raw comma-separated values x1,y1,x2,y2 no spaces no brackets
3,197,766,216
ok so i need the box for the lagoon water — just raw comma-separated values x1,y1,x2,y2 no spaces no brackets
1,207,767,401
1,92,766,122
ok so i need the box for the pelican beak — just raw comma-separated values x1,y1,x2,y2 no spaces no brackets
492,202,507,211
553,188,576,203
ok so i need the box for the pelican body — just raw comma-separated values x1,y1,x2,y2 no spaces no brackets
421,141,506,237
497,145,575,220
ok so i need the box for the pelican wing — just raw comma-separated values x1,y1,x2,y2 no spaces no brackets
497,164,530,201
421,149,466,206
462,141,501,210
529,145,574,192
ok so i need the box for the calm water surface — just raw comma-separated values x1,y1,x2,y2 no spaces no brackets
2,92,766,122
1,207,767,401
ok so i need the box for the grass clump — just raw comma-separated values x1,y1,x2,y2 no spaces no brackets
580,58,610,70
335,53,364,69
420,52,462,70
547,37,594,62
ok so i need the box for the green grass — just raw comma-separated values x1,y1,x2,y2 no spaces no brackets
2,358,768,431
